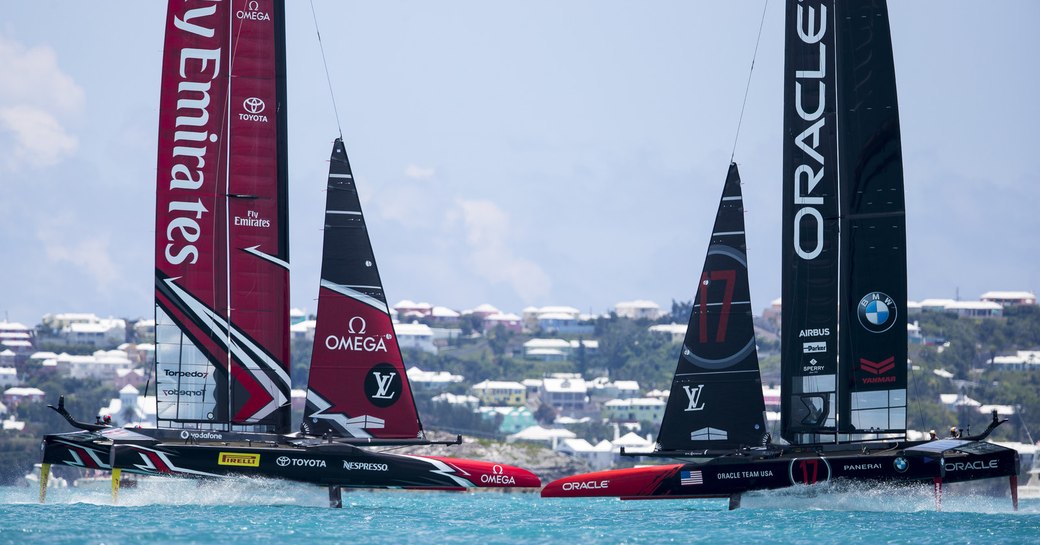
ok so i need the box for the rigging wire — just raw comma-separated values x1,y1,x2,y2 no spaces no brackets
730,0,770,163
310,0,344,140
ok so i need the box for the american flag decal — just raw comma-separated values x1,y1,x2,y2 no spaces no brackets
680,470,703,486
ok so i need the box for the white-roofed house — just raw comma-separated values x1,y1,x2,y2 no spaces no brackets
479,406,537,434
483,312,523,334
555,438,614,471
393,322,437,354
535,306,594,335
471,380,526,406
540,374,588,412
603,397,666,425
506,425,576,449
648,323,687,343
988,351,1040,371
432,392,480,409
614,300,663,320
290,319,316,342
289,307,307,325
98,384,157,427
523,338,571,361
132,319,156,341
0,366,18,388
0,349,15,366
63,318,127,348
3,387,45,407
407,366,464,391
62,350,135,380
980,291,1037,307
946,301,1003,318
468,303,500,319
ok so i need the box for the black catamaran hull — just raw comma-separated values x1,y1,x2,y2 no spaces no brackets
541,440,1019,502
42,430,539,490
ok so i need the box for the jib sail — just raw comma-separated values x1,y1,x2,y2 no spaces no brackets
302,139,424,439
657,163,767,452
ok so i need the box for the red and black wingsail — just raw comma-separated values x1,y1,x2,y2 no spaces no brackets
302,139,424,439
154,0,290,433
656,164,767,452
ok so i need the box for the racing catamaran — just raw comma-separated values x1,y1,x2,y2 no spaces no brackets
39,0,538,507
541,0,1019,509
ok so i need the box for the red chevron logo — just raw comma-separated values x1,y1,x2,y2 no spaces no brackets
860,356,895,375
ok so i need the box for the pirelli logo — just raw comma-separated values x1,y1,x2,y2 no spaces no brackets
218,452,260,467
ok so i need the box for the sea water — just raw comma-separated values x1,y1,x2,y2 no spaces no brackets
1,479,1037,545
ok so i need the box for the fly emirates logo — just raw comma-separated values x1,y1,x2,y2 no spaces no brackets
163,3,222,266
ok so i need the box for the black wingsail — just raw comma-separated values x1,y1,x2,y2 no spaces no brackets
657,164,767,452
780,0,907,445
834,0,907,441
780,0,841,444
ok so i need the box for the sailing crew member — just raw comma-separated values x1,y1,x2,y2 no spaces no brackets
929,430,937,440
948,426,959,438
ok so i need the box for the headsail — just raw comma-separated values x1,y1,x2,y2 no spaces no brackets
780,0,906,444
154,0,291,433
303,139,424,439
656,163,767,452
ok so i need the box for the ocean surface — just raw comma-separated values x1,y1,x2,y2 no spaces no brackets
1,478,1037,545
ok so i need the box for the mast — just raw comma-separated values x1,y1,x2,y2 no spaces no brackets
656,164,767,452
780,0,840,445
154,0,291,433
302,139,425,439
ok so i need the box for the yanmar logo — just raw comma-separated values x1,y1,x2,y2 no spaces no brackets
859,356,896,384
325,316,391,352
218,452,260,467
561,480,609,491
945,460,998,472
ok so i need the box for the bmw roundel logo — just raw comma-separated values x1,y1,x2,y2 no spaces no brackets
857,291,897,333
276,456,291,467
893,457,909,473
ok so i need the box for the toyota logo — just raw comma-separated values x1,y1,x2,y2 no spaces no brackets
243,97,266,114
276,456,290,467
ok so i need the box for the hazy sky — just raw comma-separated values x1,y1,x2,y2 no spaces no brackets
1,1,1037,325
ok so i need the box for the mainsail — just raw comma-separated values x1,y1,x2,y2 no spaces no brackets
656,163,767,452
154,0,291,433
780,0,906,444
302,139,424,439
